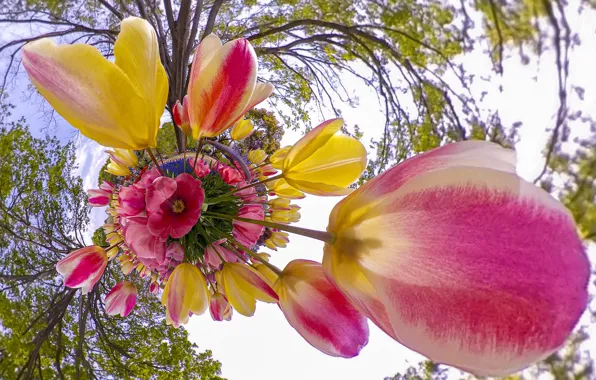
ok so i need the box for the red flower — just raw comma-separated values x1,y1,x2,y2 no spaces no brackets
188,158,211,178
146,173,205,239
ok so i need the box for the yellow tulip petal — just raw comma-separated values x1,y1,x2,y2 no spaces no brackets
114,16,168,147
285,134,367,188
283,118,343,169
22,39,148,149
188,34,223,84
270,145,292,169
268,178,306,199
107,161,131,176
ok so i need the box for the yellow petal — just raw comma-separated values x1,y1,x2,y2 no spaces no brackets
284,134,367,194
268,178,306,199
106,161,131,176
230,119,254,140
114,17,168,147
283,119,343,170
270,145,292,169
22,39,149,149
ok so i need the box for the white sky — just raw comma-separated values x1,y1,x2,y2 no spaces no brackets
2,3,595,379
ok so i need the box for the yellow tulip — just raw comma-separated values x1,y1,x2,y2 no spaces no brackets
106,148,138,167
22,17,168,149
162,263,210,328
106,161,131,176
270,145,292,169
231,119,255,140
270,209,301,224
281,118,367,196
247,149,267,165
268,198,291,210
267,178,305,199
220,263,278,316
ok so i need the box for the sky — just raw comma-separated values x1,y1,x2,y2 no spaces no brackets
2,3,596,379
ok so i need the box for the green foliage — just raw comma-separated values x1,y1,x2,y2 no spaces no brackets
0,120,224,379
92,227,108,247
157,122,197,156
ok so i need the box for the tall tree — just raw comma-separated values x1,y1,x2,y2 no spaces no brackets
0,117,224,379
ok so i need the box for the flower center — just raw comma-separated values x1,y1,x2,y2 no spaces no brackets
172,199,185,213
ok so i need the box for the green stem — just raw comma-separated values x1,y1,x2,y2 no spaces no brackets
221,233,282,276
231,174,283,194
204,211,335,243
146,148,164,175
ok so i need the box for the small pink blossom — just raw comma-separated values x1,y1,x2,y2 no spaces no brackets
210,292,233,321
233,204,265,248
122,216,167,270
118,185,145,216
135,167,161,189
188,158,211,178
204,239,238,268
235,181,257,202
56,246,108,294
166,241,185,262
216,163,244,185
146,173,205,239
105,281,137,317
87,189,111,207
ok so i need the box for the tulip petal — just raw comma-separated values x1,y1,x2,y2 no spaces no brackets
275,260,369,358
188,34,223,85
222,263,278,316
326,163,589,376
268,178,306,199
285,134,367,191
114,17,168,136
283,118,343,169
188,38,257,138
22,39,149,149
236,82,274,119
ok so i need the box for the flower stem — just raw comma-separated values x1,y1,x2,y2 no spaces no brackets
222,234,282,275
231,174,283,194
205,211,335,243
193,137,203,171
146,148,164,175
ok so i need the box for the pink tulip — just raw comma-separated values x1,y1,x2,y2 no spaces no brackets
233,204,264,248
275,260,369,358
105,281,137,317
166,241,185,262
118,185,145,216
87,188,111,207
173,96,191,136
204,239,238,268
323,141,590,376
56,246,108,294
210,292,233,321
135,167,161,189
146,173,205,239
122,216,167,270
188,158,211,178
216,163,244,185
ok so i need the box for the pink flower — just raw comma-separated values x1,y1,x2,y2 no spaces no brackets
210,292,233,321
173,96,191,136
135,167,161,189
235,181,257,202
105,281,137,317
275,260,369,358
56,246,108,294
87,188,111,207
146,173,205,239
122,216,167,269
166,241,185,262
260,164,278,177
188,158,211,178
99,180,114,192
233,204,264,248
204,239,238,268
150,281,160,294
216,163,244,185
118,185,145,216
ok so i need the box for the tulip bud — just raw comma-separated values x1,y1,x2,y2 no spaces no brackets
247,149,267,165
269,145,292,169
210,292,233,321
105,281,137,317
173,96,191,136
230,118,255,141
162,263,210,328
56,246,108,294
87,188,111,207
